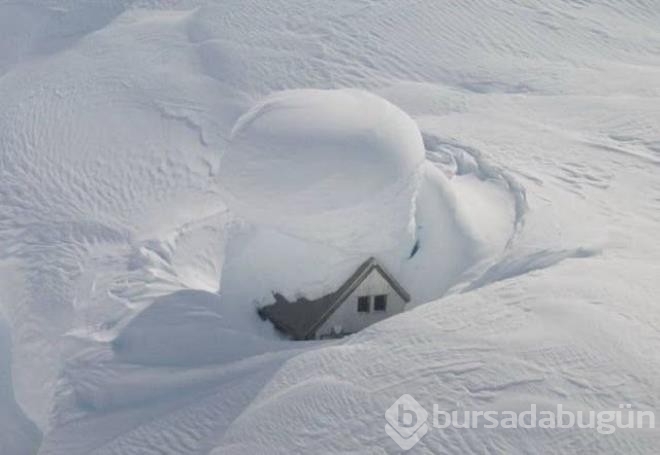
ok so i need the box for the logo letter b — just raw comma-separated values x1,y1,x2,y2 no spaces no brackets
398,404,418,428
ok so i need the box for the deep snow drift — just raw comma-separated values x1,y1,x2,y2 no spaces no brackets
219,88,424,305
218,88,478,306
1,1,660,454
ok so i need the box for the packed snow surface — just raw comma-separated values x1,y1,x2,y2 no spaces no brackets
1,1,660,454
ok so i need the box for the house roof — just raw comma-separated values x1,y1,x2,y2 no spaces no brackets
258,257,410,340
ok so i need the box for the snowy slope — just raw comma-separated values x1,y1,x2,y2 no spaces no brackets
1,0,660,454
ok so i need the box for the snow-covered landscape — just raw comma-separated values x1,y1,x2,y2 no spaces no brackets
1,0,660,453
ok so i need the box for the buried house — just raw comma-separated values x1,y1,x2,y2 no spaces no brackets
258,257,410,340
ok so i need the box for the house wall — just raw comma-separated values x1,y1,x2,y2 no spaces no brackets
314,269,407,338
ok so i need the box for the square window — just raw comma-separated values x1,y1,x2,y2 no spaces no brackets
374,295,387,311
357,296,370,312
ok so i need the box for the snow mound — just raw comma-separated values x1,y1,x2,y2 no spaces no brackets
112,290,282,367
219,89,425,250
218,89,435,305
0,313,41,454
217,90,509,307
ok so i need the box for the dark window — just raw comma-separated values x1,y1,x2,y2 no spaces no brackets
357,296,370,312
374,295,387,311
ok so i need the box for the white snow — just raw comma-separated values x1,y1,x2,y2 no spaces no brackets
217,88,504,308
1,1,660,454
0,310,41,454
221,88,425,236
218,88,429,304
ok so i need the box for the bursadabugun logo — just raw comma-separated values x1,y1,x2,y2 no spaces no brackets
384,394,656,451
384,394,429,450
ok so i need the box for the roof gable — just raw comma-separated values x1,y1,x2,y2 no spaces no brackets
336,258,411,304
258,257,410,340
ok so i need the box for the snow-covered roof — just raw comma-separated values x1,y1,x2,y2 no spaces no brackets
218,89,425,248
217,89,426,308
